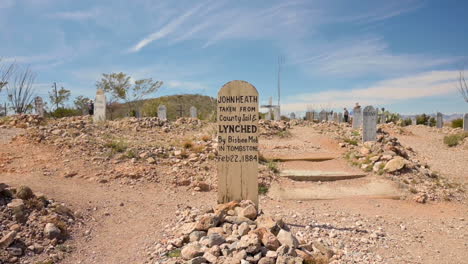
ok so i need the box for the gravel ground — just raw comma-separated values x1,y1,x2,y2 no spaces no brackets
392,125,468,186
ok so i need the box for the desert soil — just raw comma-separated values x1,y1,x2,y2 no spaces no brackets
1,124,467,264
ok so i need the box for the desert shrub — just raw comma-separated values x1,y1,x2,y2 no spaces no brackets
401,118,412,127
451,118,463,128
182,139,194,149
443,132,468,147
48,107,81,118
258,185,269,195
267,161,279,173
167,249,181,258
344,138,358,146
104,140,128,153
277,130,292,138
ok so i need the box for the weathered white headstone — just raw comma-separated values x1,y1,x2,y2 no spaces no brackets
338,113,343,123
436,112,443,128
265,111,272,120
190,106,197,118
411,117,417,125
217,80,259,205
158,105,167,121
290,113,296,120
34,97,44,117
362,106,377,142
379,112,386,124
352,106,362,129
319,110,327,122
93,88,106,122
273,107,280,121
464,113,468,131
333,112,338,122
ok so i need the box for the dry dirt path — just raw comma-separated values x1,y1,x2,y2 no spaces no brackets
391,125,468,186
260,126,401,200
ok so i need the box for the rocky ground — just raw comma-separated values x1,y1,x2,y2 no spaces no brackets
311,122,465,203
0,184,83,264
0,115,467,264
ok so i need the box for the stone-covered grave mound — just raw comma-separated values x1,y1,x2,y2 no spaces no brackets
149,201,333,264
259,120,291,138
0,115,44,129
0,183,79,263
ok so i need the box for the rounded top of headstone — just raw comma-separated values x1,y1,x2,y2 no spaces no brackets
218,80,258,96
363,105,375,111
96,88,105,95
158,104,166,109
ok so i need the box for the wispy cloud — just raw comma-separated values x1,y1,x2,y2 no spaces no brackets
129,2,207,53
50,8,100,21
282,70,462,112
128,0,316,52
289,37,459,78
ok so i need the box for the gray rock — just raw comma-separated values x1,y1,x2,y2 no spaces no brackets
0,231,16,249
189,231,207,242
277,229,299,248
200,233,225,247
187,256,207,264
44,223,61,239
181,242,204,260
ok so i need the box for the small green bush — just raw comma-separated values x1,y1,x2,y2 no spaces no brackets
443,132,468,147
49,107,81,118
258,185,269,195
277,130,292,138
401,118,412,126
451,118,463,128
344,138,358,146
167,249,181,258
104,140,128,153
267,161,279,173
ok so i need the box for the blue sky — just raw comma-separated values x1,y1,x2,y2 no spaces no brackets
1,0,467,115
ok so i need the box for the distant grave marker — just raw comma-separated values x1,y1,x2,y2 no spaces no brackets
93,88,106,122
338,113,343,123
34,97,44,117
190,106,197,118
158,105,167,121
352,106,362,129
436,112,443,128
217,80,259,205
411,117,417,125
319,110,327,122
464,113,468,131
273,107,280,121
290,112,296,119
305,111,313,121
362,106,377,142
333,112,338,122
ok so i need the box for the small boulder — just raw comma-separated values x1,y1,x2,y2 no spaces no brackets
240,205,257,220
44,223,61,239
181,242,204,260
16,186,34,200
277,229,299,249
384,157,406,173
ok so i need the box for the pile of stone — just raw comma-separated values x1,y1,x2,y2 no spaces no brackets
111,117,170,131
148,200,333,264
259,120,290,137
313,122,464,202
0,184,77,263
0,115,44,129
174,118,204,128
